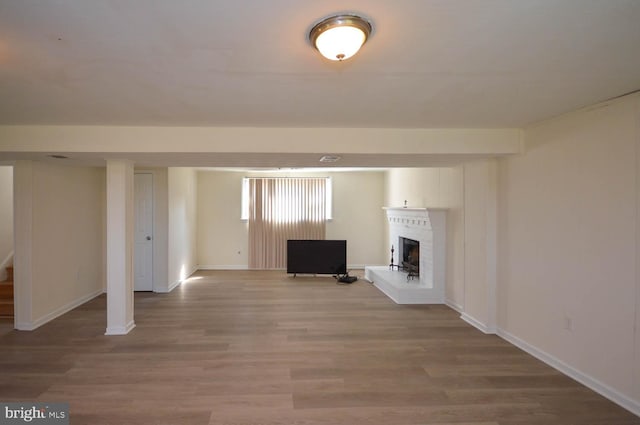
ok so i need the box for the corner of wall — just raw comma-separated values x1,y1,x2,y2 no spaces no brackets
634,92,640,404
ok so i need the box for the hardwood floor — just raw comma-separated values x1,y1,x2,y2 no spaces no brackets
0,270,638,425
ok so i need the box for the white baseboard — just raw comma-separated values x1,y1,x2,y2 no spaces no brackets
460,312,496,334
105,320,136,336
164,265,200,292
497,327,640,417
445,299,463,314
454,311,640,416
197,265,249,270
167,279,182,292
16,288,103,331
197,265,369,272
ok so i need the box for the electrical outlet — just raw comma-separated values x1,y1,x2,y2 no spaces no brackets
564,315,573,331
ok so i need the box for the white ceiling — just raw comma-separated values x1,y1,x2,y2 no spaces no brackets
1,0,639,129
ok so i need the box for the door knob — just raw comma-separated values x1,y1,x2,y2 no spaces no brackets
146,236,152,241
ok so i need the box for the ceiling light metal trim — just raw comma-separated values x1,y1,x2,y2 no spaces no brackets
309,14,372,61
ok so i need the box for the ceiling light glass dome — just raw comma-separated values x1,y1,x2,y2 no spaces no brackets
309,15,372,61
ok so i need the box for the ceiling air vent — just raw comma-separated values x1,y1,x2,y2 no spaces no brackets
319,155,341,163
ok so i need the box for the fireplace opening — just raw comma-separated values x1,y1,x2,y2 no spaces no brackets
400,237,419,278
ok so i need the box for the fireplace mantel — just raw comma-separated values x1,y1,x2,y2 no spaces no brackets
365,207,446,304
383,207,444,212
383,207,447,217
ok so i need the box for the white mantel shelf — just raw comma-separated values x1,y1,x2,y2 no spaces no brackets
365,207,446,304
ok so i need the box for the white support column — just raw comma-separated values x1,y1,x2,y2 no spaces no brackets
461,159,498,334
105,160,135,335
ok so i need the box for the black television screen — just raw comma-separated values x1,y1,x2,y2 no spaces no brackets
287,240,347,275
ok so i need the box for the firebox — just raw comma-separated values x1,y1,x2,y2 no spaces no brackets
400,236,419,278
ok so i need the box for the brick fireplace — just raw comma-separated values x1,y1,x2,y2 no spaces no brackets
365,207,446,304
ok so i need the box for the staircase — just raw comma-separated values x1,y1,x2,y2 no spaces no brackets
0,266,14,318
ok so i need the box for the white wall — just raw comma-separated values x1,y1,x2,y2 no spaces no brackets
384,167,465,308
326,171,386,267
196,170,386,269
168,167,197,288
13,161,104,329
0,166,13,280
497,94,640,412
197,170,248,268
386,168,442,208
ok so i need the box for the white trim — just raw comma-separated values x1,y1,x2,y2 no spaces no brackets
445,299,463,313
166,279,182,292
497,328,640,417
162,265,199,293
460,312,496,334
198,265,249,270
15,289,103,331
105,321,136,336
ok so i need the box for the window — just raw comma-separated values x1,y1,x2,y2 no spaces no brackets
243,177,332,269
241,177,332,220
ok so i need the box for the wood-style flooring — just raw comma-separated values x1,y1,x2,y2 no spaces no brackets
0,270,638,425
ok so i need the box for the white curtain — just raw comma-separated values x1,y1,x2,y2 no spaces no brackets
248,178,327,269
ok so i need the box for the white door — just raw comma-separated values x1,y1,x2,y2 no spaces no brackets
134,173,154,291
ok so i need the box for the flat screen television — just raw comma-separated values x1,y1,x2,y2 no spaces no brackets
287,239,347,275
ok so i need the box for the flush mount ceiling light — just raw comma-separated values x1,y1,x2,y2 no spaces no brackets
309,14,372,61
